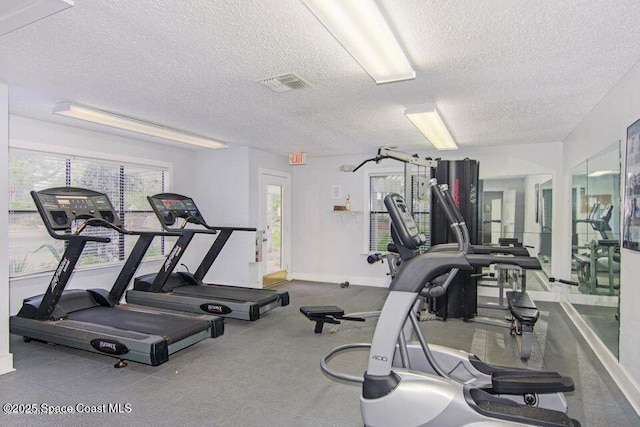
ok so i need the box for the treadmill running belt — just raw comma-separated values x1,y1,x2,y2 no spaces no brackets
173,285,280,306
67,307,210,344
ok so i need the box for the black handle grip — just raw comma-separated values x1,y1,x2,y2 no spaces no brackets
351,157,376,172
429,179,458,227
548,277,580,286
73,235,111,243
441,185,465,223
171,215,255,234
367,254,382,264
466,254,541,269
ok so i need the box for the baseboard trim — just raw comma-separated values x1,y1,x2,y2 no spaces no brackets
289,272,389,288
560,300,640,416
0,353,14,376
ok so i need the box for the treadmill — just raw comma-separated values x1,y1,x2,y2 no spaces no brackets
126,193,290,321
10,187,224,367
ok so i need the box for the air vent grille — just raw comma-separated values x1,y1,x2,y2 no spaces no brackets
258,73,311,93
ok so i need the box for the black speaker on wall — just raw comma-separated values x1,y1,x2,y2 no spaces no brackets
430,158,480,320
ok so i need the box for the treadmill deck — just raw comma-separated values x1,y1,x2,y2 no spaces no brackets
67,306,210,345
172,284,280,306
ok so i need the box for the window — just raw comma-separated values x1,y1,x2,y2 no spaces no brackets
8,148,168,276
369,173,403,252
368,172,431,252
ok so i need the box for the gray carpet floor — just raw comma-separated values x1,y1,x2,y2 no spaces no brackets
572,304,619,358
1,280,638,426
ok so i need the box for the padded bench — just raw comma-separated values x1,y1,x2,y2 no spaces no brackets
573,254,590,266
506,291,539,360
300,306,365,333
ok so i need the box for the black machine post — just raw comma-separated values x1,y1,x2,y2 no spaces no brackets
431,159,480,320
28,187,113,321
34,239,87,321
109,233,156,302
194,229,232,281
147,231,197,292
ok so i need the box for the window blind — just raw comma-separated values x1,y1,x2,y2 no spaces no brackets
368,172,431,252
8,148,167,276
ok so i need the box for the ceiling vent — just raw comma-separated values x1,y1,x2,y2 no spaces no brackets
258,73,311,93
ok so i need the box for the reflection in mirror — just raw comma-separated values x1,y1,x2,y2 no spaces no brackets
538,178,553,277
477,175,553,296
570,141,621,358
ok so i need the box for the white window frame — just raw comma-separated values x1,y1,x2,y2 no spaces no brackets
364,168,403,254
364,168,432,254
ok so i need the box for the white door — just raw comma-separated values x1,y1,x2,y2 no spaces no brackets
259,170,290,286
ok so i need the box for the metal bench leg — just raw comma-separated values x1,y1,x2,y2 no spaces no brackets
314,320,326,334
519,324,534,360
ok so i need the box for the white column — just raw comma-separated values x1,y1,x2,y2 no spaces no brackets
0,81,14,374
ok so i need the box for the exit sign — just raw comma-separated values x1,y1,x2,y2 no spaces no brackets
289,152,307,165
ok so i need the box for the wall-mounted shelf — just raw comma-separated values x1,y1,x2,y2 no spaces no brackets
333,210,363,223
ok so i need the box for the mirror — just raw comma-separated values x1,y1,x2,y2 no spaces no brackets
570,141,621,358
478,174,553,293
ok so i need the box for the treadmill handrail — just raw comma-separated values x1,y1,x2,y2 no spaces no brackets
81,217,183,238
180,216,257,233
165,215,256,233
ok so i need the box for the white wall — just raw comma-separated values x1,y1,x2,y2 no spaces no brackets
523,174,553,256
0,82,14,374
7,116,198,314
292,153,392,286
291,142,564,286
562,59,640,408
187,146,291,288
186,146,254,286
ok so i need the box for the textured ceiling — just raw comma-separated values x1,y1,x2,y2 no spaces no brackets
0,0,639,155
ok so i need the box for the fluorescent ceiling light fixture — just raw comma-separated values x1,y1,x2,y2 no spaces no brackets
588,170,619,177
302,0,415,84
0,0,74,37
53,102,227,149
405,104,458,151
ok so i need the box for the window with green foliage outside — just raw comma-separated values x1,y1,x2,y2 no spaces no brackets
369,173,431,252
8,148,168,276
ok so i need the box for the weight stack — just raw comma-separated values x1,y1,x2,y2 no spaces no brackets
430,159,480,320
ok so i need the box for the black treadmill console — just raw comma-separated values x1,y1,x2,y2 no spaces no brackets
31,187,121,231
148,193,205,228
384,193,427,250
